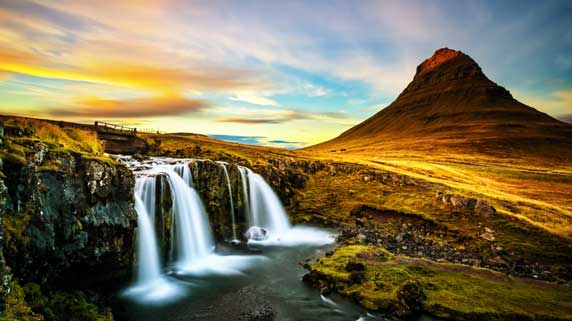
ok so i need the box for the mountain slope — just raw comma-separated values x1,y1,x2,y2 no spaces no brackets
308,48,572,163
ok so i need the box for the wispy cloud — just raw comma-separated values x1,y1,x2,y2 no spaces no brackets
216,108,356,125
48,95,211,118
558,114,572,124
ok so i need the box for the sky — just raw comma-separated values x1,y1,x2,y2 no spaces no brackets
0,0,571,148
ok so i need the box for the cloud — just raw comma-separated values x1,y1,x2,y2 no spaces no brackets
268,139,304,144
48,95,211,118
208,135,306,149
514,89,572,116
217,118,283,124
557,114,572,124
208,134,266,145
216,109,355,125
303,84,329,97
229,94,279,106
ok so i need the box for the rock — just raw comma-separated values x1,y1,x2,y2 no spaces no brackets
480,227,495,241
348,271,365,285
390,280,426,317
345,261,365,272
357,233,367,241
238,305,275,321
475,200,496,218
395,234,404,243
1,147,136,289
450,195,476,209
245,226,269,241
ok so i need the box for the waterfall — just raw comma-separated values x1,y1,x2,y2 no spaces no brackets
133,193,162,285
136,176,157,223
246,168,291,236
220,163,238,241
161,168,214,266
238,166,251,225
172,162,193,186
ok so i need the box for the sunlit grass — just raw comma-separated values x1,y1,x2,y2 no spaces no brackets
4,118,104,155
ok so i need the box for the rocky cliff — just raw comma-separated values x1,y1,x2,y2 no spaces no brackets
0,123,137,311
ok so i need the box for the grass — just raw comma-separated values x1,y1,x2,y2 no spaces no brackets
309,245,572,320
4,118,104,155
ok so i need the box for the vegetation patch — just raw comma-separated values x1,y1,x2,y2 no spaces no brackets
0,280,114,321
306,245,572,320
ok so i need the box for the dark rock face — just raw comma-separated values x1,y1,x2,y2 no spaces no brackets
0,125,10,309
190,161,247,241
0,140,136,290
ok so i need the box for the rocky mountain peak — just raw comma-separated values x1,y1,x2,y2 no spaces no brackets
415,47,464,76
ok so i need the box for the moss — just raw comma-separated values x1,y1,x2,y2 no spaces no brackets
3,212,31,254
0,281,43,321
17,282,114,321
80,155,117,166
1,153,27,166
309,245,572,321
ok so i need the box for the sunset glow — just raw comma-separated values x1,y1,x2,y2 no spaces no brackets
0,0,571,147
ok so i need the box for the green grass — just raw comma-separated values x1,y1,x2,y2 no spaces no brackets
309,245,572,320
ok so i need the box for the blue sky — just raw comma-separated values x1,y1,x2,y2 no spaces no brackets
0,0,570,147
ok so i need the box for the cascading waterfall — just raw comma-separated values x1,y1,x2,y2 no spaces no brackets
133,193,162,285
172,162,193,186
161,167,214,267
219,163,238,241
245,168,291,236
121,156,331,303
238,166,251,225
136,176,157,223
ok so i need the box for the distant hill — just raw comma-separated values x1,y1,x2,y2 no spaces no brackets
308,48,572,163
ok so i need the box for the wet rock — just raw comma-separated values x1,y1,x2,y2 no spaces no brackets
245,226,269,241
238,305,275,321
1,145,136,289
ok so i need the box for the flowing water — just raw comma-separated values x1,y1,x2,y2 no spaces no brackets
117,156,438,321
246,168,291,236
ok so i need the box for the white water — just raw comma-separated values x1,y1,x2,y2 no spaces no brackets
247,168,291,235
133,194,161,284
238,166,251,224
136,176,157,223
162,167,215,267
220,163,238,241
118,156,334,304
124,184,184,303
244,168,333,246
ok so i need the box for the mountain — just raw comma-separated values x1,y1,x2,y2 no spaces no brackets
308,48,572,162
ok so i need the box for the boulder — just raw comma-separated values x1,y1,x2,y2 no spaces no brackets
475,200,496,218
245,226,269,241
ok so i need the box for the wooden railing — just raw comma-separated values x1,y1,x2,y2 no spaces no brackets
94,121,160,135
94,121,137,136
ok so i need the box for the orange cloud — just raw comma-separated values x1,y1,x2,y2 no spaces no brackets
48,96,212,118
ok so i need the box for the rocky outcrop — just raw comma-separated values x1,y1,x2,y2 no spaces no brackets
0,138,136,290
435,191,496,218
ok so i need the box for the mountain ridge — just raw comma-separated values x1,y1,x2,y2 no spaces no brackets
308,48,572,163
